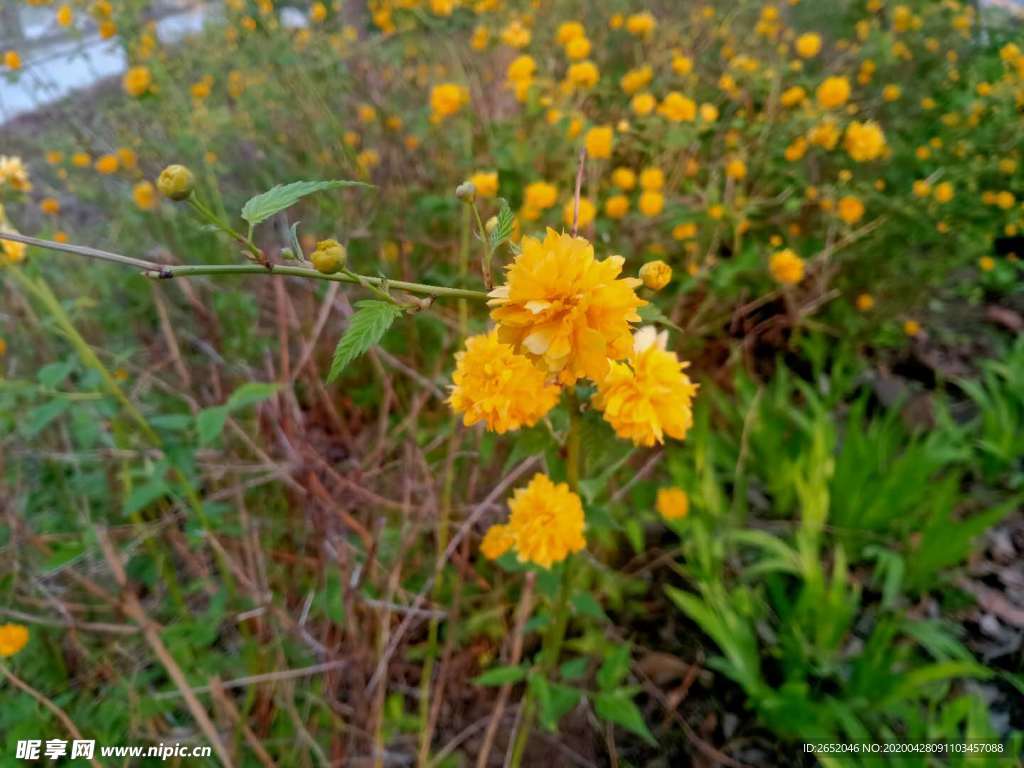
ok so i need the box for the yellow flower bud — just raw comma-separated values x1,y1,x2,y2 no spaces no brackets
310,239,347,274
156,165,195,201
639,260,672,291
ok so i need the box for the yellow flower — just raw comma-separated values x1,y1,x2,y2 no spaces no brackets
0,624,28,657
565,36,591,60
856,293,875,311
501,20,531,48
770,248,805,285
639,167,664,191
903,319,921,337
94,154,119,175
673,222,697,240
40,197,60,215
639,191,664,217
0,155,31,191
672,54,693,75
837,195,865,224
593,327,698,447
725,157,747,180
133,180,157,211
844,120,886,162
795,32,822,58
4,51,22,71
631,92,656,116
978,256,995,272
611,167,636,191
485,473,586,569
507,54,536,83
122,66,152,97
620,65,652,94
659,92,697,122
584,125,614,159
449,331,561,433
470,25,489,51
883,84,901,102
556,21,585,46
605,194,629,219
566,60,599,89
785,137,808,161
639,260,672,291
522,181,558,220
934,181,954,203
625,12,656,37
56,4,73,27
808,119,840,150
480,524,515,560
468,171,498,198
0,205,26,263
430,83,469,121
117,147,137,170
816,76,851,109
780,85,806,107
699,103,719,123
913,180,931,198
488,229,645,385
309,2,327,22
562,197,596,229
656,487,688,520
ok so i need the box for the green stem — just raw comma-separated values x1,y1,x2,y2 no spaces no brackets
149,264,488,300
509,396,582,768
187,197,263,259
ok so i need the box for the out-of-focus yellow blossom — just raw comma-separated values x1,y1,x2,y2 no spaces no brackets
449,331,561,433
838,195,865,224
656,487,689,520
883,84,902,102
122,66,152,97
639,191,664,217
430,83,469,121
659,92,696,122
556,21,585,45
612,167,636,191
794,33,822,58
785,137,808,161
780,85,806,107
309,2,327,23
605,195,629,219
620,65,652,95
468,171,498,198
40,197,60,215
856,293,875,311
639,260,672,291
0,156,31,191
0,624,29,657
500,20,531,48
562,197,596,229
584,125,614,159
470,25,489,51
4,51,22,70
699,103,719,123
631,92,656,116
593,326,698,447
673,222,697,240
488,228,644,385
565,36,591,60
483,473,586,569
133,180,157,211
934,181,954,203
808,119,841,150
672,53,693,75
770,248,805,285
844,121,886,162
566,60,599,89
978,256,995,272
903,319,921,337
521,181,558,220
625,12,656,37
94,154,119,175
725,157,747,181
816,76,851,109
56,4,73,27
913,180,932,198
639,167,664,191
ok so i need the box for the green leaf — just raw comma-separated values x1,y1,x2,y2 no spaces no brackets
594,691,656,745
22,398,71,438
328,301,404,383
226,381,280,410
473,665,528,686
240,179,373,227
124,478,171,516
571,592,608,622
560,657,589,681
196,405,230,446
597,644,632,691
529,674,581,731
488,198,515,250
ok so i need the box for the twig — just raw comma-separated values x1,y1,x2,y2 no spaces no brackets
571,147,587,237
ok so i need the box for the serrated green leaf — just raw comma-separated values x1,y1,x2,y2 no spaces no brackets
327,301,404,383
473,665,528,686
241,179,373,227
594,691,656,745
488,198,515,249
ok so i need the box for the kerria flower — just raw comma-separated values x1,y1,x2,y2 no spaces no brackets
0,205,26,264
488,229,645,385
449,330,561,433
593,327,698,447
481,473,586,568
429,83,469,121
0,624,28,657
0,156,31,192
656,487,689,520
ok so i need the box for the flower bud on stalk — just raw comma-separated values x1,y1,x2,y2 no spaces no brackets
310,239,347,274
455,181,476,204
639,259,672,291
157,164,195,200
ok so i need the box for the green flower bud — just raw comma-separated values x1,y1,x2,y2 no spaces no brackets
310,239,347,274
157,164,195,201
455,181,476,204
485,215,498,234
280,247,296,261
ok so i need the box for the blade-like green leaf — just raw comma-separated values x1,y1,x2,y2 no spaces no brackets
327,301,404,383
241,179,373,227
472,665,527,686
594,691,656,745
